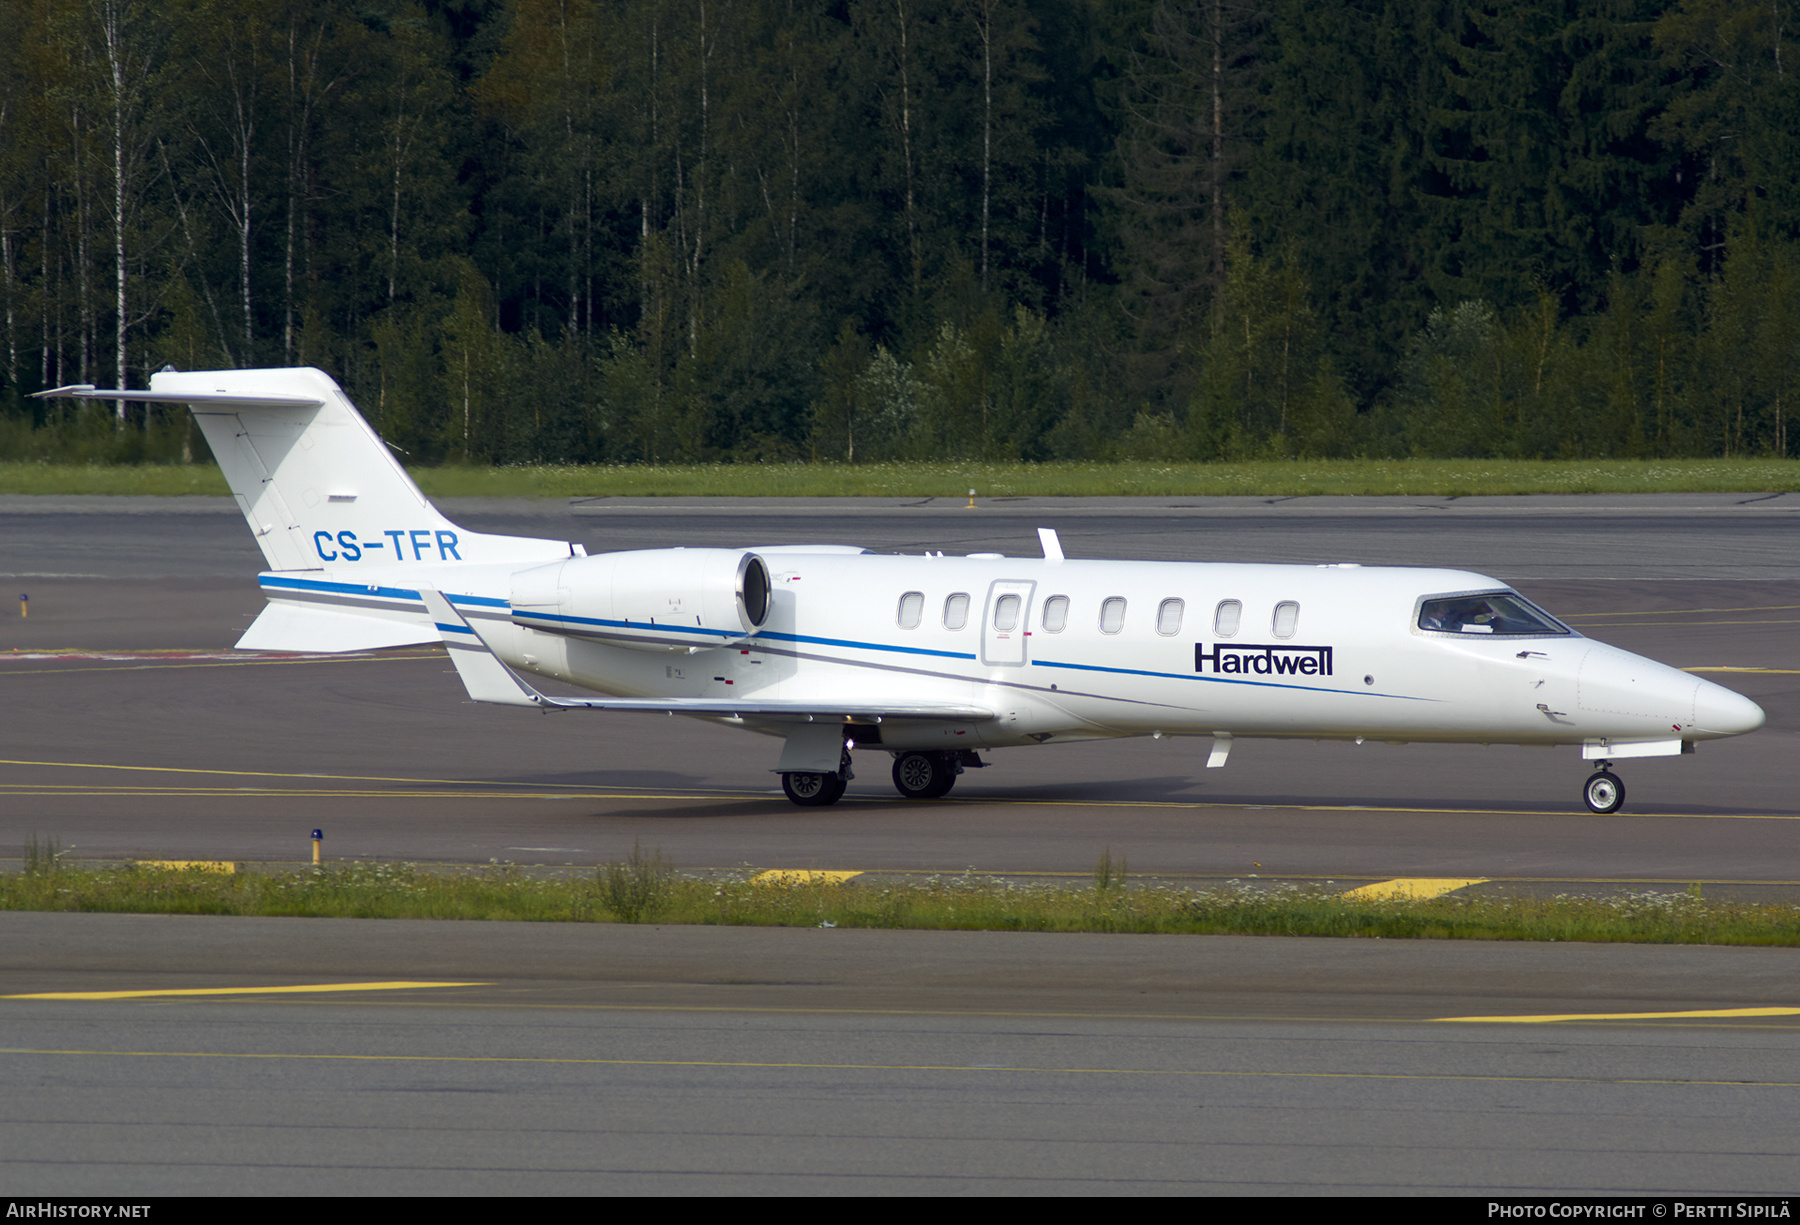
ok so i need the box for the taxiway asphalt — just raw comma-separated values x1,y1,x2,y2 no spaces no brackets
5,914,1800,1194
3,493,1798,1193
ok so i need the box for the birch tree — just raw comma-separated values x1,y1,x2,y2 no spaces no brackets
179,0,276,360
80,0,164,418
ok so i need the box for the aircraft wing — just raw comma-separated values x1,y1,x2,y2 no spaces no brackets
418,589,994,722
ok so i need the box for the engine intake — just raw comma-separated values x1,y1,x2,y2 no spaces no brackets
509,548,771,652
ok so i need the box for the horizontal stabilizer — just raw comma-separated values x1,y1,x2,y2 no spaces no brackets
420,588,993,722
237,601,437,653
33,385,323,410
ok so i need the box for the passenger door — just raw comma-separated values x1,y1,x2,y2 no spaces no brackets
981,579,1036,667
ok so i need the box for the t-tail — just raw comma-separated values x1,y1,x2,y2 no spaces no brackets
34,367,582,651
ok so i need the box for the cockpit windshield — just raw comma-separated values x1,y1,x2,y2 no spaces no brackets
1416,591,1572,637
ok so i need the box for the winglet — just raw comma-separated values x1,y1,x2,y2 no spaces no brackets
419,588,543,708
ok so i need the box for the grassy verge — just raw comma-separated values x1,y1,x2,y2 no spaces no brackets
6,857,1797,946
0,462,232,495
3,457,1799,498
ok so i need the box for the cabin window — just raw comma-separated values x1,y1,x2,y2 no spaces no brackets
1042,595,1069,632
1272,601,1300,638
1417,592,1571,637
1156,598,1184,636
992,593,1021,632
897,591,923,630
944,592,971,630
1100,597,1127,634
1214,599,1242,637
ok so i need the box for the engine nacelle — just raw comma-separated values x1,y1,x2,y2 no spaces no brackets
509,548,771,652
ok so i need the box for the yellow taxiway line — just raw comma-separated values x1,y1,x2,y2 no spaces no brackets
2,981,486,1001
1563,603,1800,618
3,759,1796,819
0,652,440,677
1439,1006,1800,1024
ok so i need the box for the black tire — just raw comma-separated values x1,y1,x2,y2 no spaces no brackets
1583,770,1625,815
783,771,846,807
891,751,956,800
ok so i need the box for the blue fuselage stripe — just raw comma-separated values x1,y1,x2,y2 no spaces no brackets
514,610,741,640
259,575,1425,699
260,575,502,610
755,630,976,661
510,610,979,660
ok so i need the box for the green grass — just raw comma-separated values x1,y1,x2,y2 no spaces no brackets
6,861,1798,946
3,457,1799,498
0,462,232,495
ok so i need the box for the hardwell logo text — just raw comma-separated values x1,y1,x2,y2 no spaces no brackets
1195,643,1334,678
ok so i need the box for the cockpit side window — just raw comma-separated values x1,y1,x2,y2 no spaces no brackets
1417,591,1572,637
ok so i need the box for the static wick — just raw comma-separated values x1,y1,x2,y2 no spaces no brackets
311,827,323,867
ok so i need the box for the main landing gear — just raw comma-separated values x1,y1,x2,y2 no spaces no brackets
782,750,853,808
1582,763,1625,815
779,749,987,807
781,769,846,806
891,750,983,800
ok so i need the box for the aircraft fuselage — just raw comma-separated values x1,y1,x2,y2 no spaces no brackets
278,548,1763,758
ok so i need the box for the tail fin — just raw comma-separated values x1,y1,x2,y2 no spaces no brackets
37,367,576,572
35,368,582,653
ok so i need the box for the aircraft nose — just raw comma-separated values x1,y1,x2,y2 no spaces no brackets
1690,678,1766,737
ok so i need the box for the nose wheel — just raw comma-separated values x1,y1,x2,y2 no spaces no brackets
1583,767,1625,815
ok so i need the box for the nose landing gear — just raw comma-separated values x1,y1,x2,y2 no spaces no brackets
1583,764,1625,815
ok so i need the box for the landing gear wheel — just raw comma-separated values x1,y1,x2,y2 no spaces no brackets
892,751,956,800
783,771,846,807
1583,770,1625,815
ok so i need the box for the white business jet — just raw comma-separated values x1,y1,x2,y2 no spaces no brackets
38,367,1765,813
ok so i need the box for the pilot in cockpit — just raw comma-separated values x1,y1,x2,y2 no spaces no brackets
1418,593,1568,636
1421,597,1499,632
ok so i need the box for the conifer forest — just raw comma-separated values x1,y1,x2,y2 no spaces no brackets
1,0,1796,466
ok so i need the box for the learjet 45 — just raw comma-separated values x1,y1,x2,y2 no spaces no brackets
37,368,1765,812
